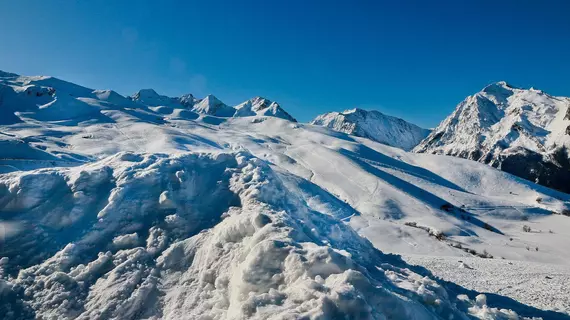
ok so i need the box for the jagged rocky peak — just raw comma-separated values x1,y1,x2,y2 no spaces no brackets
250,96,275,111
234,96,297,122
414,82,570,193
311,108,430,151
178,93,200,108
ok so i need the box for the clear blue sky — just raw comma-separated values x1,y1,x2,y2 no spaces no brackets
1,0,569,127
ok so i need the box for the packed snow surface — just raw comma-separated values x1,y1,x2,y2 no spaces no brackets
1,71,570,319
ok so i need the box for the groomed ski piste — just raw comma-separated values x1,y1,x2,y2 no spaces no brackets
1,71,570,319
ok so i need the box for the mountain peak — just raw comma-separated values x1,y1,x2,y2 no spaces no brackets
492,80,510,87
342,108,383,116
199,94,225,106
232,96,297,122
178,93,198,108
311,109,430,150
133,88,159,98
481,81,518,94
252,96,268,103
250,96,272,112
414,81,570,193
191,94,235,117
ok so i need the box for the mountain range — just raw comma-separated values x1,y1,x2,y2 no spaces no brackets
1,70,569,319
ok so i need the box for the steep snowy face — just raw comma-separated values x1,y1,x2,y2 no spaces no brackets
234,97,297,122
414,81,570,193
191,94,236,117
311,108,430,151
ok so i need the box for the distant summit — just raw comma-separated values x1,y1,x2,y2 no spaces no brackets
414,81,570,193
311,108,430,151
130,89,182,108
191,94,236,117
234,97,297,122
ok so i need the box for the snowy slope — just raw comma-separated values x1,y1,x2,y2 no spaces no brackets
1,71,570,319
414,82,570,193
311,108,431,151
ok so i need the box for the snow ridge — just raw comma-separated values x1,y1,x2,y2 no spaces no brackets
311,108,430,151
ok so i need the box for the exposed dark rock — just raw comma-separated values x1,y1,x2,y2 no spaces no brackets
499,147,570,194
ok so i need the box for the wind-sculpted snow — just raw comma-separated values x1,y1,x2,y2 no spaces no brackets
0,151,531,319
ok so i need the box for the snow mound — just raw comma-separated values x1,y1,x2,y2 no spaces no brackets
311,108,430,151
0,151,522,319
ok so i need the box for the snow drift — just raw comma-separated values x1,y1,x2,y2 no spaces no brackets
0,151,522,319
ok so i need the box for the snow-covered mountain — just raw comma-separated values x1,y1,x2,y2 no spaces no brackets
1,71,570,319
311,108,431,151
130,88,185,108
129,87,294,120
234,96,297,122
414,81,570,194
